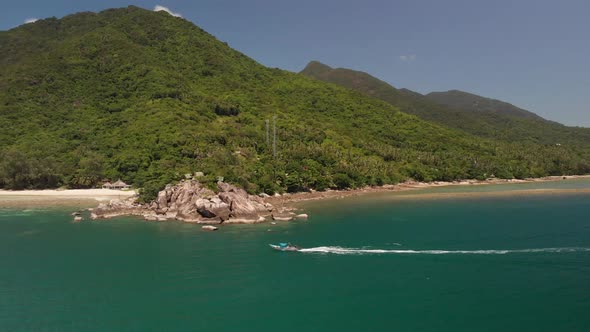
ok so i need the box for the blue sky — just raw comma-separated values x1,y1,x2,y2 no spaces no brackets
2,0,589,126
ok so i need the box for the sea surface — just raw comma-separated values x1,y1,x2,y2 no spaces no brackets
1,179,590,331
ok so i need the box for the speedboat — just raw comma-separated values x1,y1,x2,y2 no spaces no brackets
269,243,300,252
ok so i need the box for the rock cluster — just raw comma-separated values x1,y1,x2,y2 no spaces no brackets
91,180,276,224
90,198,146,220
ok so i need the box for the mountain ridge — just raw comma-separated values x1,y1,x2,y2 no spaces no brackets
300,60,590,145
425,90,545,121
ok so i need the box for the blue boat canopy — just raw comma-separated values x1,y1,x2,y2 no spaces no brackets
279,243,288,248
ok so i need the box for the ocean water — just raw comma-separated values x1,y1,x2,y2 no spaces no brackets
1,181,590,331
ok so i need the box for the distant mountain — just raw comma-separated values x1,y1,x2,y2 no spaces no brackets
300,61,590,145
301,61,407,105
425,90,543,121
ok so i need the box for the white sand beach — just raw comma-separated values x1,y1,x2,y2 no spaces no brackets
0,188,136,198
265,175,590,206
0,189,137,208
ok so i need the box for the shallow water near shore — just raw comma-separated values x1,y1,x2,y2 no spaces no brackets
1,180,590,331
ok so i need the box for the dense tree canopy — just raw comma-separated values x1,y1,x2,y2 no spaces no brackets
1,6,588,201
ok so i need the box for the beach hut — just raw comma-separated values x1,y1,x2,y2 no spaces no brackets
102,182,113,189
112,180,131,190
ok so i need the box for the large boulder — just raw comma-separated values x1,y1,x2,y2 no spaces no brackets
156,190,169,209
217,182,269,219
195,198,231,221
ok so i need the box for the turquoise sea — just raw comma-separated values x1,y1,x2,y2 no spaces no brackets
1,179,590,331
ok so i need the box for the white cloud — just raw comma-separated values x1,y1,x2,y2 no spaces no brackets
154,5,182,18
399,55,416,62
24,18,39,24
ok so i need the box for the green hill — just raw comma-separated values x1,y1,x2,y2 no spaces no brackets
1,7,588,198
300,61,408,105
426,90,542,120
301,61,590,145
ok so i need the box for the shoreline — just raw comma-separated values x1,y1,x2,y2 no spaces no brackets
0,189,137,208
0,175,589,210
263,175,590,208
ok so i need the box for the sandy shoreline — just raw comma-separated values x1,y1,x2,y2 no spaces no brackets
264,175,590,207
0,188,137,197
0,189,137,208
1,175,589,209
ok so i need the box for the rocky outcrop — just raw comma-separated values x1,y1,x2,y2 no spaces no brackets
91,180,278,224
91,198,148,220
216,182,273,222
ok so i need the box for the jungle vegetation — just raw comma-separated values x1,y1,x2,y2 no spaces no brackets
1,6,588,201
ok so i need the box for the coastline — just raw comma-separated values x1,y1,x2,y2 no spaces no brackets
264,175,590,208
1,175,589,211
0,189,137,208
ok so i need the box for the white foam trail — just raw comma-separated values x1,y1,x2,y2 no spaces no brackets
298,246,590,255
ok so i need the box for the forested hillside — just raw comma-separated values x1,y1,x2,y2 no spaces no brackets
426,90,542,120
1,6,588,199
301,61,590,145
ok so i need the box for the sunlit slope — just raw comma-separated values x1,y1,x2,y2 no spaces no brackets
0,6,588,194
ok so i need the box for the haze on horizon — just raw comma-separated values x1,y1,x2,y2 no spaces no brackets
1,0,588,127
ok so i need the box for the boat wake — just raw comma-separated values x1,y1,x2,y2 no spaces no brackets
298,246,590,255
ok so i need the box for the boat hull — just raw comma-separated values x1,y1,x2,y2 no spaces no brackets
269,244,299,252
